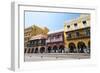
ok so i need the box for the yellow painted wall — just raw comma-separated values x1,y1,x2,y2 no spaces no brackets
66,14,90,32
64,14,90,49
66,38,90,48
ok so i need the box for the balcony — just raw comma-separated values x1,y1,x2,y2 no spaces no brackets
46,36,63,43
67,33,90,40
27,39,46,47
46,39,51,43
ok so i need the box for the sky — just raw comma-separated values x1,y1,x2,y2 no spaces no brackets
25,11,80,32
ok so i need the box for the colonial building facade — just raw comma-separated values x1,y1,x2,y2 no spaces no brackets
25,34,47,53
24,30,65,53
46,31,65,53
64,14,90,53
24,25,49,53
24,14,90,54
24,24,49,46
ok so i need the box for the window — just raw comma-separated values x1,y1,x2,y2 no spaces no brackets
67,25,70,28
76,32,80,37
41,39,46,45
85,29,90,36
38,40,42,45
33,40,37,46
74,23,77,27
51,35,54,39
56,34,60,38
82,20,87,25
67,33,71,38
30,41,32,44
32,41,34,44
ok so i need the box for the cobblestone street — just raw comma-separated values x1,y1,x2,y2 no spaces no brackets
24,53,90,61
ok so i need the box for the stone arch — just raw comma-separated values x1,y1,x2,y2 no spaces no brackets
88,41,90,54
40,47,45,53
27,48,31,53
47,46,52,53
77,41,86,53
88,41,90,48
34,48,38,53
24,48,27,53
31,48,34,53
69,43,76,53
53,45,58,53
59,45,65,53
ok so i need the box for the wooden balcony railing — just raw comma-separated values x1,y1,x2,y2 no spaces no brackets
46,37,63,43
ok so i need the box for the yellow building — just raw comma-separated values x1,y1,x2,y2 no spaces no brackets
24,24,49,47
64,14,90,53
